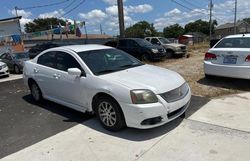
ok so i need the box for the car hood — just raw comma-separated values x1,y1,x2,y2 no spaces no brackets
163,43,185,48
99,64,185,94
0,62,6,66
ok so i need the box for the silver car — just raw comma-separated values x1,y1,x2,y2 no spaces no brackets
0,61,9,77
0,52,29,74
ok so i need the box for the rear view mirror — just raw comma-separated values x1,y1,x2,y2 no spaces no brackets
68,68,82,77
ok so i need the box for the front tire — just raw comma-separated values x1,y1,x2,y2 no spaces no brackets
29,82,43,102
95,96,126,131
14,65,20,74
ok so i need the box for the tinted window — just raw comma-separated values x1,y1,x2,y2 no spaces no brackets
215,37,250,48
56,51,82,72
13,52,29,59
135,39,153,47
78,49,143,75
37,52,56,68
118,40,127,47
0,53,7,59
151,38,159,44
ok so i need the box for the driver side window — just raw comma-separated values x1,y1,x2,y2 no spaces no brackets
56,51,82,72
151,38,160,45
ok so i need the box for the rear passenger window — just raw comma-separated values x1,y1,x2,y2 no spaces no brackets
119,40,127,47
56,51,82,72
37,52,56,68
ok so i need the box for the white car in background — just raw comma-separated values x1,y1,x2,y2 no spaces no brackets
204,34,250,79
0,61,9,77
23,45,191,131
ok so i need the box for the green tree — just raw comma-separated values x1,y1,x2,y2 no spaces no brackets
125,21,158,38
163,24,184,38
24,18,66,33
184,19,217,35
243,18,250,24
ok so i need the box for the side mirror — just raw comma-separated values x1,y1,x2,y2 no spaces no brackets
68,68,82,77
157,42,161,45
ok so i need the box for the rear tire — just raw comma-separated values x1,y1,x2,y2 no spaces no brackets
29,81,43,102
14,65,20,74
95,96,126,131
141,54,151,62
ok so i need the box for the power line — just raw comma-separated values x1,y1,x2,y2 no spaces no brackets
63,0,77,10
179,0,203,9
17,0,70,10
59,0,86,18
171,0,208,15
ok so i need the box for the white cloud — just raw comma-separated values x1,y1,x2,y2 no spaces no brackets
126,4,153,13
164,8,181,16
105,5,118,16
79,9,107,24
9,9,32,18
38,9,64,18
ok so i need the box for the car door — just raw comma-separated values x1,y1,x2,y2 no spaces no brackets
53,51,87,108
127,40,140,58
35,51,58,98
0,53,14,70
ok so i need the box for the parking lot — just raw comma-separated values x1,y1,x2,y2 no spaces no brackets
1,45,250,161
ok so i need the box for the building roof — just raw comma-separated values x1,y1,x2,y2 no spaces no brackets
216,21,249,30
0,16,22,23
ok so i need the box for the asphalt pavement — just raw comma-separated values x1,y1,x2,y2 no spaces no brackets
0,79,93,158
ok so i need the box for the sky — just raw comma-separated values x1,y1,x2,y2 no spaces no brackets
1,0,250,35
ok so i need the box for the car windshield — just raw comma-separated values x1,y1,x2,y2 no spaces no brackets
78,49,144,75
136,39,153,47
12,52,29,59
158,37,170,44
215,37,250,48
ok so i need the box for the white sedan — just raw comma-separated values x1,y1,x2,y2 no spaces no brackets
204,34,250,79
23,45,191,131
0,61,9,77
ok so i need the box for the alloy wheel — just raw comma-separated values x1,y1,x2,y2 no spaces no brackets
98,101,117,127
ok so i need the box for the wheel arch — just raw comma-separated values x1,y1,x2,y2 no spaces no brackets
91,92,122,114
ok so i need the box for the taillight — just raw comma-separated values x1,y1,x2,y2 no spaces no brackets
205,52,217,60
245,55,250,62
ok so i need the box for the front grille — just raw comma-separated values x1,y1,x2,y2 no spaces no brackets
160,83,189,103
158,48,165,53
180,46,186,50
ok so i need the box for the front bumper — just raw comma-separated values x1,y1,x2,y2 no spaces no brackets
204,61,250,79
0,67,9,76
119,88,191,129
175,50,187,55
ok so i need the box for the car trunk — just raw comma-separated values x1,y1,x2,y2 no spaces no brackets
208,48,250,66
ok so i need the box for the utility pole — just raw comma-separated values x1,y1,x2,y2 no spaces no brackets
209,0,213,41
117,0,125,38
234,0,237,34
100,24,103,35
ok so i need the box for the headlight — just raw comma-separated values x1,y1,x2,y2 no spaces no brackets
130,89,158,104
0,64,7,70
160,82,189,103
151,49,159,54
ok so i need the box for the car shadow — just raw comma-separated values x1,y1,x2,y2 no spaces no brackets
22,94,209,141
197,76,250,91
22,94,94,123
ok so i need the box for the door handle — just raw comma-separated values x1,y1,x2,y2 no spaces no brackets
33,68,38,73
53,74,60,79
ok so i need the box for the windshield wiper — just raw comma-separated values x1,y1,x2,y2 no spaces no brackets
96,69,119,75
120,64,142,68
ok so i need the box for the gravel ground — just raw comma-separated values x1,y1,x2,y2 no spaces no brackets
149,43,250,98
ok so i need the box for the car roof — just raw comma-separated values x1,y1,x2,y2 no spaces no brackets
52,44,113,53
225,34,250,38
